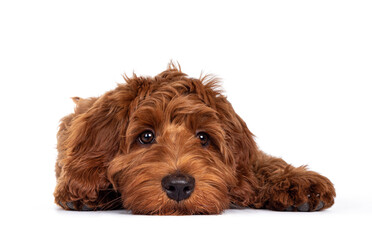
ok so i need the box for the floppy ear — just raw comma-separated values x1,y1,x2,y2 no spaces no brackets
214,96,260,207
54,81,140,210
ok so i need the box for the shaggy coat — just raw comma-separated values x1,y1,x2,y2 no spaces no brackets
54,64,335,214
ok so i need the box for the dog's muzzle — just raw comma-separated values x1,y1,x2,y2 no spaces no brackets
161,173,195,202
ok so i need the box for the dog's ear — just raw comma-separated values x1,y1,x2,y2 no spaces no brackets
213,96,258,166
55,80,141,209
213,96,260,206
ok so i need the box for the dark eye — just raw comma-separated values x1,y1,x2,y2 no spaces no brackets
138,130,155,144
196,132,209,147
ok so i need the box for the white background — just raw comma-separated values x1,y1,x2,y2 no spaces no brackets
0,0,371,239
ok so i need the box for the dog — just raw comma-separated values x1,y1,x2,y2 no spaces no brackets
54,63,335,215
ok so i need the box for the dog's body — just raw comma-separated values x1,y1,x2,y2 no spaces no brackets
54,65,335,214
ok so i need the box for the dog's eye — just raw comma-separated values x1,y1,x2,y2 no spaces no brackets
138,130,155,144
196,132,209,147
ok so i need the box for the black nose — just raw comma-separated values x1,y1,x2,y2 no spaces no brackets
161,173,195,202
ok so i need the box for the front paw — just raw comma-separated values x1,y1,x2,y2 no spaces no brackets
57,200,94,211
54,183,96,211
55,186,122,211
262,167,336,212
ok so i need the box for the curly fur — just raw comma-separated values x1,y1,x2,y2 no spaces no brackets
54,63,336,215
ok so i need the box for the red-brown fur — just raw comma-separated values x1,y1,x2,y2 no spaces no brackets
54,63,335,215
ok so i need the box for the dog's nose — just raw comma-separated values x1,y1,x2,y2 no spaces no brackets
161,173,195,202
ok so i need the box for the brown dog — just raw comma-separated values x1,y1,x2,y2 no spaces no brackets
54,64,335,215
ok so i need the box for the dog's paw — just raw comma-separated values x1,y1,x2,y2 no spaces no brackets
55,189,123,211
283,196,324,212
263,167,336,212
57,200,95,211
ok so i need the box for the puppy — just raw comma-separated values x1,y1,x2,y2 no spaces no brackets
54,64,335,214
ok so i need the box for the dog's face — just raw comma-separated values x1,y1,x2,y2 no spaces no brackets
68,67,257,214
109,91,237,214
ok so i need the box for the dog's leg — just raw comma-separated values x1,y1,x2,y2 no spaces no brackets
54,163,122,211
250,151,336,211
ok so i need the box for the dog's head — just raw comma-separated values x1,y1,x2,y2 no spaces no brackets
66,64,258,214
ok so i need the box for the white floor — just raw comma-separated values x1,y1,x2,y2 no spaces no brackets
2,192,370,240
